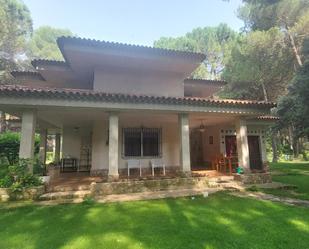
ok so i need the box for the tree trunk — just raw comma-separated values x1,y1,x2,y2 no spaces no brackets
260,81,268,102
286,27,303,67
0,111,6,133
271,130,279,163
293,138,300,158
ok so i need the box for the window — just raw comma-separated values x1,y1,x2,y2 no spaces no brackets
209,136,214,145
123,128,161,157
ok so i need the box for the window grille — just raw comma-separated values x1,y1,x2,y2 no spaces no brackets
122,127,162,158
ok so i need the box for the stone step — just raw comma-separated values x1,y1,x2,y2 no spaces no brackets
39,190,91,201
209,175,235,183
47,184,91,192
38,187,223,205
95,188,221,203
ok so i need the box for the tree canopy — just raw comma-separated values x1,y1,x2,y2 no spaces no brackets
222,28,293,101
154,23,238,79
0,0,32,84
29,26,74,60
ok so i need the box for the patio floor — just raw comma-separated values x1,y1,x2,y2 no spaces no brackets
48,170,227,192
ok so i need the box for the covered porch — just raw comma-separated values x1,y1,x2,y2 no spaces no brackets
12,106,269,182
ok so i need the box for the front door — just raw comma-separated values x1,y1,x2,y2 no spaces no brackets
225,135,237,157
248,136,262,171
190,129,204,169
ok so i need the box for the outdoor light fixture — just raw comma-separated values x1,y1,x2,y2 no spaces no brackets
198,120,206,132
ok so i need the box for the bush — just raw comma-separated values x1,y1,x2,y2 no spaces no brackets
0,159,42,192
246,185,259,192
0,132,40,165
33,157,45,175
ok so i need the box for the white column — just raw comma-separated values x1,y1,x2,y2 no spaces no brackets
260,133,268,171
54,133,61,164
108,112,119,180
179,113,191,175
19,110,37,173
235,118,250,173
39,128,47,165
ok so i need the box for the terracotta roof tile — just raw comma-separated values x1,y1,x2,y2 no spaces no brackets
10,71,45,81
31,59,67,68
57,36,206,61
256,116,279,120
184,78,227,85
0,85,276,109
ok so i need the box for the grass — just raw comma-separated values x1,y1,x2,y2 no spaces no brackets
262,162,309,200
0,192,309,249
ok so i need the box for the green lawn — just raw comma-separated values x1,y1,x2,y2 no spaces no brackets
262,162,309,200
0,192,308,249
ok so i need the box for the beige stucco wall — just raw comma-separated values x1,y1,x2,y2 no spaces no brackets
91,116,180,171
62,126,92,162
218,124,267,163
62,116,269,172
62,127,81,159
202,126,221,163
93,68,184,97
91,119,109,170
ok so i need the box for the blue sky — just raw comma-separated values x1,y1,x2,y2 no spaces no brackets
24,0,244,46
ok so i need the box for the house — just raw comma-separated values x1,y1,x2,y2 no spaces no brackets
0,36,276,182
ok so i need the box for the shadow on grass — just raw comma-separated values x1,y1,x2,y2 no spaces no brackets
0,192,308,249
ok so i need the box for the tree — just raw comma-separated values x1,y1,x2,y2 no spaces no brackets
236,0,309,156
0,0,32,132
29,26,74,60
154,23,238,79
0,0,32,83
238,0,309,68
222,28,294,101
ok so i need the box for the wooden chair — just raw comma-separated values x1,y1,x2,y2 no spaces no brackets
223,154,238,175
150,159,166,176
127,159,142,177
217,155,227,173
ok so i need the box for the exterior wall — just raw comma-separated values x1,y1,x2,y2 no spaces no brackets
93,68,184,97
62,126,92,162
219,125,267,162
62,117,268,173
62,127,82,159
202,126,221,163
92,120,109,171
184,83,222,98
90,116,180,174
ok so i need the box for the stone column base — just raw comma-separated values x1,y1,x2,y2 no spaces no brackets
108,174,119,182
234,172,272,184
180,171,192,177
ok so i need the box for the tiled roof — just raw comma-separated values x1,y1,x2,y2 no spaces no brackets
184,78,227,86
256,116,280,120
57,36,206,61
31,59,67,68
0,85,276,108
11,70,45,80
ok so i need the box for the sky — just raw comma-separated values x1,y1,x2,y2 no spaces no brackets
23,0,244,46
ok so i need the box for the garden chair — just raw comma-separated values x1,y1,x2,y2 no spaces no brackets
127,159,142,177
150,159,166,176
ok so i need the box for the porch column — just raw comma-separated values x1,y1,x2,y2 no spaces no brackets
19,110,37,173
54,133,61,164
235,118,250,173
39,128,47,165
108,112,119,180
178,113,191,175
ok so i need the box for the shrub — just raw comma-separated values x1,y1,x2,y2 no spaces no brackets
82,196,96,205
0,132,40,165
246,185,259,192
33,157,45,175
0,159,42,192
